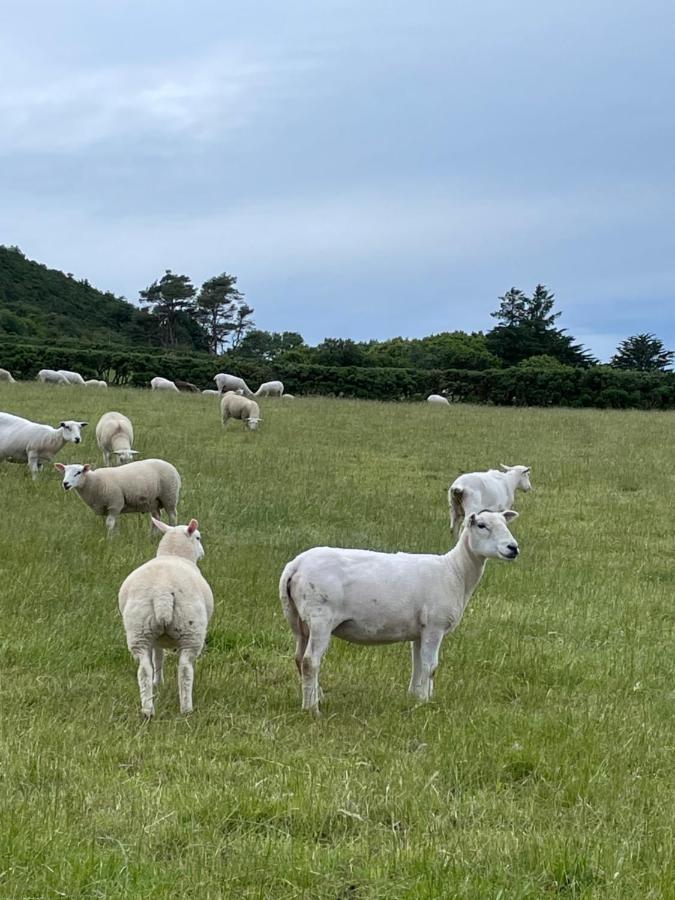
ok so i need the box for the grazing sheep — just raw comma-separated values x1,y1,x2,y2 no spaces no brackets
95,411,138,465
85,379,107,388
427,394,450,405
58,369,86,385
0,413,87,478
55,459,181,534
255,380,284,398
280,510,519,714
118,516,213,718
0,369,15,383
213,373,255,398
201,389,220,396
283,393,295,400
150,376,179,392
174,379,200,393
37,369,70,385
449,464,532,537
220,391,261,431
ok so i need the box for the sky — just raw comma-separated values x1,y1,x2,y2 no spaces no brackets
1,0,674,361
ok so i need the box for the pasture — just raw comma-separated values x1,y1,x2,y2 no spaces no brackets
0,384,673,898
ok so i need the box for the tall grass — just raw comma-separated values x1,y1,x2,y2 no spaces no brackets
0,385,672,898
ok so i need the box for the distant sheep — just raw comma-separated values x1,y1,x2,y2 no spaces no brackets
220,391,261,431
283,394,295,400
201,389,220,396
214,373,255,398
85,379,107,388
55,459,181,534
449,464,532,537
174,380,200,393
255,380,284,398
150,377,179,392
118,516,213,718
95,411,138,465
0,413,87,478
280,510,520,713
37,369,69,385
0,369,16,383
58,370,86,385
427,394,450,405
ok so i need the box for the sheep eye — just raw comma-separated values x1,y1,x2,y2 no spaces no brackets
477,523,488,530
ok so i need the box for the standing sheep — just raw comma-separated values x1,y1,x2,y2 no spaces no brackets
37,369,70,385
151,377,180,392
0,413,87,478
174,380,200,393
0,369,16,383
255,380,284,398
58,370,86,385
214,373,255,398
280,510,520,714
449,464,532,537
85,379,108,388
95,411,138,465
55,459,181,533
220,391,261,431
118,517,213,718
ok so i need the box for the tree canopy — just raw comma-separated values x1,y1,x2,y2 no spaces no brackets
611,333,674,371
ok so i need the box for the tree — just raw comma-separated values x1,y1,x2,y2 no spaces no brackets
611,333,674,371
228,302,256,349
139,270,197,347
195,272,241,354
237,330,306,362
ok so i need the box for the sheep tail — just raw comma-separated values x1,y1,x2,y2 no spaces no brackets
152,590,176,630
279,561,307,637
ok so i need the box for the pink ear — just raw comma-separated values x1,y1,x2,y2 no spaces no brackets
82,464,91,473
187,519,198,535
54,463,65,472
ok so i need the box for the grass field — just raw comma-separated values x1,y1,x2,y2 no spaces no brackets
0,384,673,899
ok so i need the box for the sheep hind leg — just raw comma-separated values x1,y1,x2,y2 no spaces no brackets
133,648,155,717
178,647,198,714
415,630,444,702
152,647,164,687
301,624,331,715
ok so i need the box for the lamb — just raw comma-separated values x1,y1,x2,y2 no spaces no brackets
118,516,213,718
150,376,179,392
85,379,107,388
427,394,450,405
255,380,284,398
0,369,15,383
220,390,261,431
57,369,86,385
0,413,87,478
214,373,255,398
174,379,200,393
37,369,69,385
95,411,138,465
55,458,181,533
280,509,520,714
449,464,532,537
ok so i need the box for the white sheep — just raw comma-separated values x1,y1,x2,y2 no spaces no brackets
118,516,213,717
95,411,138,465
220,391,261,431
449,464,532,537
37,369,70,385
280,509,520,714
283,393,295,400
213,373,255,398
85,379,108,388
0,369,16,383
201,389,220,396
58,369,86,385
255,380,284,398
427,394,450,405
0,413,87,478
150,376,179,392
55,459,181,533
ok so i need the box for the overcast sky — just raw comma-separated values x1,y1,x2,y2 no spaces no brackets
1,0,673,360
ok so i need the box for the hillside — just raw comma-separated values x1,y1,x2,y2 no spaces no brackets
0,245,194,349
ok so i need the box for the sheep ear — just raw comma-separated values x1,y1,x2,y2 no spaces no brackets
58,421,66,429
151,516,171,533
467,513,478,527
82,464,91,473
499,463,511,472
54,463,65,472
503,510,519,522
79,422,88,428
524,467,531,474
128,450,140,455
187,519,198,535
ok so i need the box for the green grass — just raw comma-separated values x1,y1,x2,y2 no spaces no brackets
0,385,673,898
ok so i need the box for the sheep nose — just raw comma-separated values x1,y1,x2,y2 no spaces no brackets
507,543,519,556
74,437,81,443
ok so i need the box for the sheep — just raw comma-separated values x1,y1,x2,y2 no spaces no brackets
55,459,181,534
449,464,532,538
280,509,520,714
0,413,87,478
85,379,107,388
255,380,284,398
174,379,200,393
427,394,450,405
118,516,213,718
37,369,70,385
0,369,16,383
57,369,86,385
150,376,179,392
220,391,261,431
213,373,255,398
95,411,138,465
283,393,295,400
201,389,220,396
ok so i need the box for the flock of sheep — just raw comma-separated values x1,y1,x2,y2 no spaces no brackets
0,366,532,717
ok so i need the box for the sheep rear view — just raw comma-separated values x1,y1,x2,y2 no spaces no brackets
118,517,213,717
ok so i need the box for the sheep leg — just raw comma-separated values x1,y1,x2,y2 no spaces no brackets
178,647,198,714
167,506,178,526
152,647,164,686
301,624,331,714
408,638,423,696
103,450,110,466
28,452,40,480
105,511,119,535
416,630,444,701
133,648,155,718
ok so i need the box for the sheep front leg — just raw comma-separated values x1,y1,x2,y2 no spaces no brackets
301,624,331,714
152,647,164,687
178,647,198,714
133,648,155,718
415,630,444,702
28,452,41,480
105,511,119,535
408,638,423,697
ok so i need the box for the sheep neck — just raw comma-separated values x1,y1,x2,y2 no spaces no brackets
444,532,487,615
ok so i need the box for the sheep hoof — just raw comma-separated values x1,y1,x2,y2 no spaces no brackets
141,706,155,719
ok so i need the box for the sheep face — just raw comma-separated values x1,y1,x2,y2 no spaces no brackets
500,463,532,492
111,449,139,463
58,421,88,444
246,417,261,431
466,510,519,560
54,463,91,490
